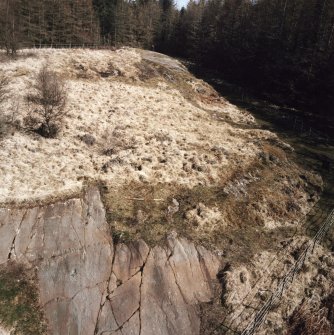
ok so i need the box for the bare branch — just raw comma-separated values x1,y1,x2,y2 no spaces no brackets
24,65,67,138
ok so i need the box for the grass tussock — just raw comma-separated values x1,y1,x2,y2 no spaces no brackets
287,300,333,335
100,147,321,258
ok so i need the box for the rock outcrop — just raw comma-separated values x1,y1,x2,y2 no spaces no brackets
0,327,9,335
0,188,221,335
0,48,327,335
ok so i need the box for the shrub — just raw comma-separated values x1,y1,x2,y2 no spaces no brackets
3,31,18,57
0,72,9,104
24,65,67,138
0,71,10,137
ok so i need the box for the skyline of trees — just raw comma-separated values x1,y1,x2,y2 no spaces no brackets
1,0,334,118
172,0,334,117
0,0,101,50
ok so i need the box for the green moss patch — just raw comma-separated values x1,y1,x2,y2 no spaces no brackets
0,262,47,335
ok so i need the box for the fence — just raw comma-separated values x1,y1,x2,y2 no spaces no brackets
16,43,114,50
241,209,334,335
211,208,334,335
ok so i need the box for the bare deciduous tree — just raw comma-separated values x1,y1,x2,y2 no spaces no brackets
24,65,67,138
0,0,19,56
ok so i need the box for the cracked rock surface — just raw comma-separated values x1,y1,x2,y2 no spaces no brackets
0,187,221,335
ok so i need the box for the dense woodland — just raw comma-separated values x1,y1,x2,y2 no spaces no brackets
1,0,334,119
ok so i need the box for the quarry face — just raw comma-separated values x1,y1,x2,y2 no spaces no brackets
0,48,332,335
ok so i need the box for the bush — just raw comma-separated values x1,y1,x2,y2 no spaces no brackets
0,71,10,137
24,65,67,138
0,72,9,104
3,31,18,57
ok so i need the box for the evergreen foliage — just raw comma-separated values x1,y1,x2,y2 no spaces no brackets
1,0,334,119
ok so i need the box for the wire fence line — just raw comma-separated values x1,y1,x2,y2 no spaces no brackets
211,207,334,335
240,208,334,335
274,113,331,144
225,239,299,330
1,43,116,50
216,235,297,332
209,204,329,334
213,205,319,333
234,205,329,331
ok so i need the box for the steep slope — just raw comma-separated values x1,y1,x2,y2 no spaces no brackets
0,47,257,204
0,188,221,335
0,48,328,335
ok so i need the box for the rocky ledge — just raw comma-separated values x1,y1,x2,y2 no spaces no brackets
0,187,221,335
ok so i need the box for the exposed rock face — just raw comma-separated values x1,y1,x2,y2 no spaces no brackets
0,327,10,335
0,49,325,335
0,188,221,335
